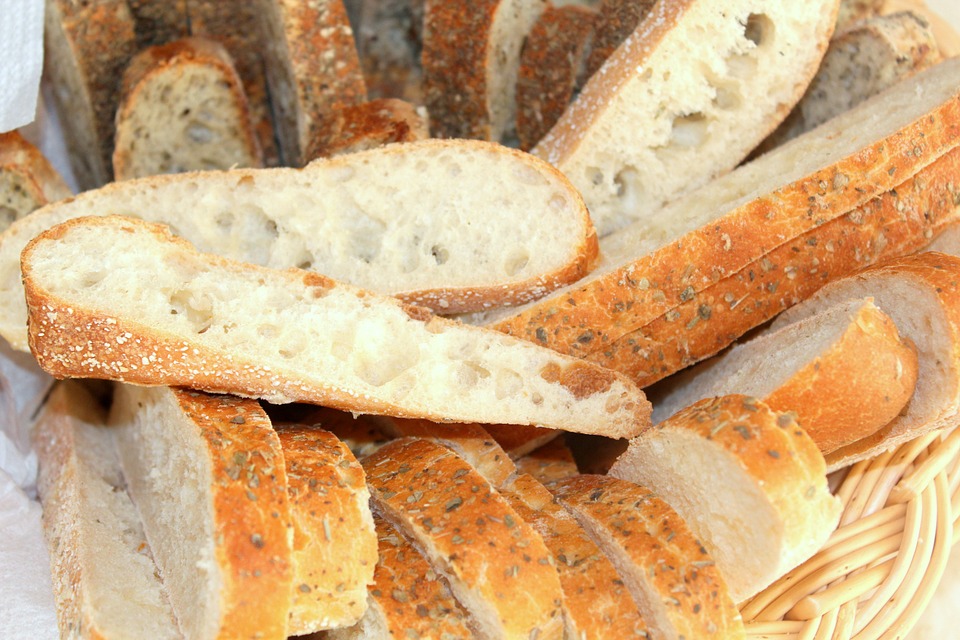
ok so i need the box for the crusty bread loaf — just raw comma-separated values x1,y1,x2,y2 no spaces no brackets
481,58,960,358
127,0,188,47
515,434,580,483
609,395,842,603
0,139,598,348
423,0,548,142
112,37,264,181
23,215,649,437
0,131,71,233
109,384,293,639
355,0,426,103
34,382,180,640
305,98,428,161
770,252,960,469
533,0,839,236
581,0,656,81
553,474,745,639
364,438,564,640
651,298,919,454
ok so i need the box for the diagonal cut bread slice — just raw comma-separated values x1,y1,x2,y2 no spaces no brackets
23,215,648,437
363,438,565,640
108,385,294,640
608,395,842,603
651,298,919,454
515,434,580,484
0,131,72,233
34,382,180,639
552,474,745,639
0,138,598,350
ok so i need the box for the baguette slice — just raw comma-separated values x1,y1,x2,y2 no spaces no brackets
0,138,597,349
23,215,648,437
35,382,180,640
483,423,559,458
112,37,264,181
515,435,580,483
275,406,392,460
836,0,885,30
651,298,919,454
609,395,842,603
581,0,656,81
0,131,71,233
482,57,960,357
109,385,294,640
533,0,839,236
552,475,745,639
305,98,429,161
363,438,565,640
275,425,377,634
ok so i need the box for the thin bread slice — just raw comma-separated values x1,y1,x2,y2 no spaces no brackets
34,382,180,639
483,423,559,458
275,425,377,634
609,395,842,603
0,131,71,233
651,298,919,454
552,474,745,639
305,98,429,161
768,252,960,470
515,435,580,484
0,138,598,348
423,0,548,142
23,215,649,437
482,57,960,357
109,385,294,639
274,406,392,460
532,0,839,236
327,515,474,639
112,37,264,181
581,0,656,81
363,438,565,640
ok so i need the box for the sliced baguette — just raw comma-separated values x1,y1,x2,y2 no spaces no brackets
305,98,429,161
23,215,649,437
363,438,565,640
483,423,559,458
651,298,919,454
609,395,842,603
533,0,839,236
275,425,377,634
581,0,656,81
515,435,580,483
109,385,294,639
552,474,745,639
275,406,392,460
34,382,180,640
482,57,960,357
112,37,264,181
0,131,71,233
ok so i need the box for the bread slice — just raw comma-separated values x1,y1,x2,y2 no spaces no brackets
363,438,564,639
23,215,649,437
355,0,426,103
0,131,71,233
515,435,580,483
651,298,919,454
581,0,656,82
274,406,392,460
34,382,180,640
582,143,960,387
305,98,429,161
767,252,960,469
483,424,559,458
884,0,960,57
127,0,188,47
112,37,264,181
836,0,886,30
43,0,137,188
0,139,597,350
533,0,839,236
928,220,960,254
515,5,597,151
328,515,474,639
423,0,548,142
258,0,367,166
609,395,842,603
109,385,294,639
482,57,960,356
552,474,745,639
275,424,377,634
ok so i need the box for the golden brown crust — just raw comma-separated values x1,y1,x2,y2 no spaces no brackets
0,132,72,204
277,406,392,460
305,98,429,162
363,438,565,639
553,474,745,638
515,435,580,484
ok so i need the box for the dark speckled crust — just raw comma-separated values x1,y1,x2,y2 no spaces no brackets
553,474,745,639
364,438,565,640
582,0,656,82
305,98,429,161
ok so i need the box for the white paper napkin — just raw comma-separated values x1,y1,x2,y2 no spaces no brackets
0,0,44,133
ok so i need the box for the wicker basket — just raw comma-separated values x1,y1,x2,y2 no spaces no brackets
739,425,960,639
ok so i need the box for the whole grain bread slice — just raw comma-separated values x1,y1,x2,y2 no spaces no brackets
112,37,264,181
0,131,71,233
23,215,649,437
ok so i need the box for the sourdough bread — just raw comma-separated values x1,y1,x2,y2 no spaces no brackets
609,395,842,603
112,37,264,181
651,298,919,454
23,216,649,437
532,0,839,236
109,385,293,639
305,98,429,161
0,131,71,233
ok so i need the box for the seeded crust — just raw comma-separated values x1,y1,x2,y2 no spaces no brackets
515,435,580,484
487,60,960,357
305,98,429,161
553,475,745,639
363,438,565,640
581,0,656,81
0,132,71,233
257,0,367,166
127,0,188,47
275,425,377,634
516,5,597,151
609,395,842,602
584,144,960,387
483,423,559,458
275,406,392,460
